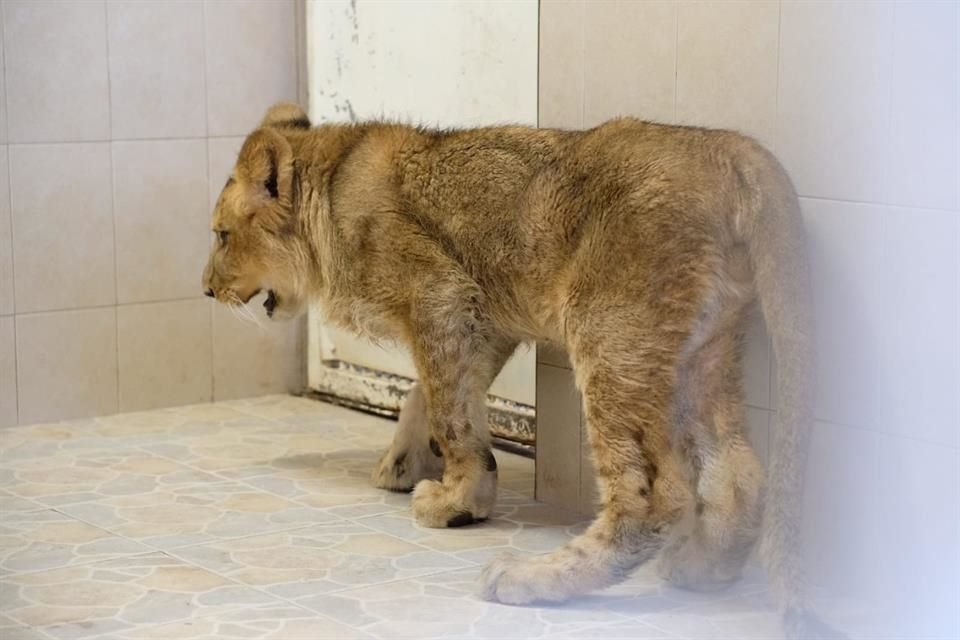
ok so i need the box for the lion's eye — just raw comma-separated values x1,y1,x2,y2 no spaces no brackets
218,230,229,245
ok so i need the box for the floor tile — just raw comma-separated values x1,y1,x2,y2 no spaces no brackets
99,603,375,640
133,408,386,477
357,491,587,565
297,566,639,640
634,591,787,640
0,510,151,576
220,447,415,516
0,405,233,461
810,591,911,640
492,449,535,497
1,448,221,508
0,552,279,639
55,478,341,551
554,619,677,638
0,614,53,640
219,395,354,422
0,492,45,514
173,521,469,600
0,394,881,639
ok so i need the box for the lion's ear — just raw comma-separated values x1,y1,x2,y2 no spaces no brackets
236,128,294,205
260,102,311,130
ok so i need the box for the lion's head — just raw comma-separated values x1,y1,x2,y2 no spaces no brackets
202,104,312,320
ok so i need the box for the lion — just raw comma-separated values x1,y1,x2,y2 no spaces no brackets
202,102,840,639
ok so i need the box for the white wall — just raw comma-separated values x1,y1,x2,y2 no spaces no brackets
539,1,958,636
305,0,538,405
0,0,304,427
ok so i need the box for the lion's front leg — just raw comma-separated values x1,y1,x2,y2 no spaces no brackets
372,384,444,491
405,307,516,528
410,371,500,528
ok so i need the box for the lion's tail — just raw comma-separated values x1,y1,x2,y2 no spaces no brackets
739,146,845,640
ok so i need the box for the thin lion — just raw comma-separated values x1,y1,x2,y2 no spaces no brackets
202,103,840,640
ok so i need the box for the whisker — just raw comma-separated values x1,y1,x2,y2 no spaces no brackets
225,294,249,323
227,301,246,324
236,297,268,333
221,290,268,333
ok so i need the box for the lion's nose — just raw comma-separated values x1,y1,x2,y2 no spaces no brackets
204,288,215,298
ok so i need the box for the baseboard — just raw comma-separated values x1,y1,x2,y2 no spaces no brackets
304,359,536,455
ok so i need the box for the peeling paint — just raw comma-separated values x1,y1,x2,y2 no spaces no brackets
346,0,359,44
343,99,357,122
309,360,536,446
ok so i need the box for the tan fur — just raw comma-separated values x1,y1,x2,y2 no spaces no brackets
202,102,838,639
371,384,444,491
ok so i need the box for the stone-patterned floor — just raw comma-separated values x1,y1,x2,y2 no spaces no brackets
0,395,880,639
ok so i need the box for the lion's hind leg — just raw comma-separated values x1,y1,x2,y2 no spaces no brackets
658,320,765,591
480,321,692,604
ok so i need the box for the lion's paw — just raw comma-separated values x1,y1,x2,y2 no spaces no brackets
411,478,492,528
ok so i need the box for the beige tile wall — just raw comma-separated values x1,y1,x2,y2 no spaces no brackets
539,0,958,634
0,0,305,426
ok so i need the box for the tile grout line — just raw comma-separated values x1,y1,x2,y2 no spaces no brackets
4,134,250,145
0,2,19,428
0,393,325,433
880,0,897,205
673,0,679,122
201,0,216,406
812,415,960,451
797,193,960,216
5,146,19,426
773,0,782,155
103,1,121,415
578,0,585,128
6,509,164,579
768,0,783,420
7,616,60,640
1,0,8,145
200,0,210,141
1,494,170,579
13,295,213,317
535,0,540,129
